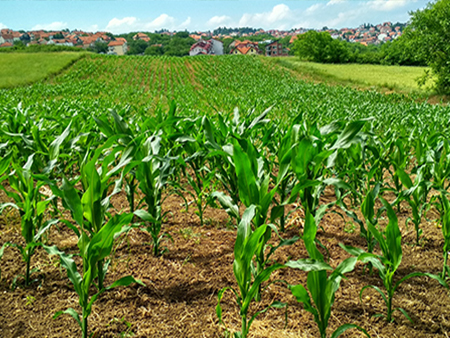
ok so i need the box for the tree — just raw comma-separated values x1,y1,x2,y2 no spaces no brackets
127,39,148,55
93,41,108,54
145,45,163,56
292,31,350,63
408,0,450,93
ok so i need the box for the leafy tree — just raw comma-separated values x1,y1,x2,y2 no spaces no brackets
92,41,108,54
145,45,163,56
380,36,426,66
292,31,350,63
164,36,195,56
127,39,149,55
407,0,450,93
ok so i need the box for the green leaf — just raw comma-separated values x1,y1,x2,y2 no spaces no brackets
330,120,367,150
210,191,240,220
380,197,402,270
233,141,259,207
61,177,84,227
53,308,82,329
397,307,413,324
106,275,145,289
360,285,388,307
134,209,158,223
330,323,371,338
44,245,83,301
49,121,72,161
394,272,448,292
289,283,319,317
285,259,332,272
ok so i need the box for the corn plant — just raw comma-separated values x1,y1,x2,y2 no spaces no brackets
0,155,57,286
434,192,450,279
49,141,131,289
289,119,366,224
286,211,369,338
45,213,144,338
395,167,430,244
133,132,180,256
177,117,215,226
216,205,286,338
212,138,299,301
341,198,447,323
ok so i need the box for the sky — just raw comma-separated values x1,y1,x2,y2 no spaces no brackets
0,0,430,34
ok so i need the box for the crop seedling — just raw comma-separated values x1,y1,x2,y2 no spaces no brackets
216,206,287,338
45,213,144,338
287,211,370,338
0,155,58,286
341,197,447,322
133,132,181,256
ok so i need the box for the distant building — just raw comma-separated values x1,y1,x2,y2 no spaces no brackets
230,40,262,55
189,39,223,56
133,32,150,42
108,38,128,55
265,41,288,57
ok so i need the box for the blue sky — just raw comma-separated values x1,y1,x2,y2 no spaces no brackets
0,0,430,33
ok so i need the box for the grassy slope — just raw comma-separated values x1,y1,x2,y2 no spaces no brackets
270,57,435,94
0,52,85,89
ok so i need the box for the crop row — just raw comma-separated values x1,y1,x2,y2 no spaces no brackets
1,55,450,337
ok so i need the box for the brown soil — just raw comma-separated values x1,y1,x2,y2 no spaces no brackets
0,185,449,338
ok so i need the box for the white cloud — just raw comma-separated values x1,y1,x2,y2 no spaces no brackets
327,0,348,6
106,17,137,31
207,15,232,28
304,4,323,15
106,14,189,33
149,14,175,28
239,4,295,30
0,23,7,29
369,0,408,11
31,21,68,31
179,17,192,30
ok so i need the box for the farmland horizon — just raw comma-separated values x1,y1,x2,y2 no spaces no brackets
1,0,430,34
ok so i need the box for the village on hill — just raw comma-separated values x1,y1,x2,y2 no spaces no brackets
0,21,405,56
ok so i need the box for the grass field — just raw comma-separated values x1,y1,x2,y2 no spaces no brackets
271,57,435,94
0,52,85,89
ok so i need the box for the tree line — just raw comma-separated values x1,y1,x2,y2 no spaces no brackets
293,0,450,94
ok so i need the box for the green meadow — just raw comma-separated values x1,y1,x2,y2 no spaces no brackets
272,57,435,94
0,52,85,89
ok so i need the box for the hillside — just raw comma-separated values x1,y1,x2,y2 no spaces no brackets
0,52,85,89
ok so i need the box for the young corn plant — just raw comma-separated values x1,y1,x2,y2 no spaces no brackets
177,117,215,226
341,198,447,323
133,132,180,256
286,211,370,338
434,192,450,279
216,206,286,338
0,155,58,286
396,167,430,245
212,138,299,301
49,141,132,290
45,213,144,338
289,119,367,225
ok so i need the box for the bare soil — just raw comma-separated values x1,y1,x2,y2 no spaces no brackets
0,186,449,338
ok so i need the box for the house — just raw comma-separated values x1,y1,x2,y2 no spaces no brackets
47,39,74,47
108,38,128,55
0,34,13,45
133,32,150,42
189,39,223,56
230,40,261,55
265,41,288,57
0,42,13,48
